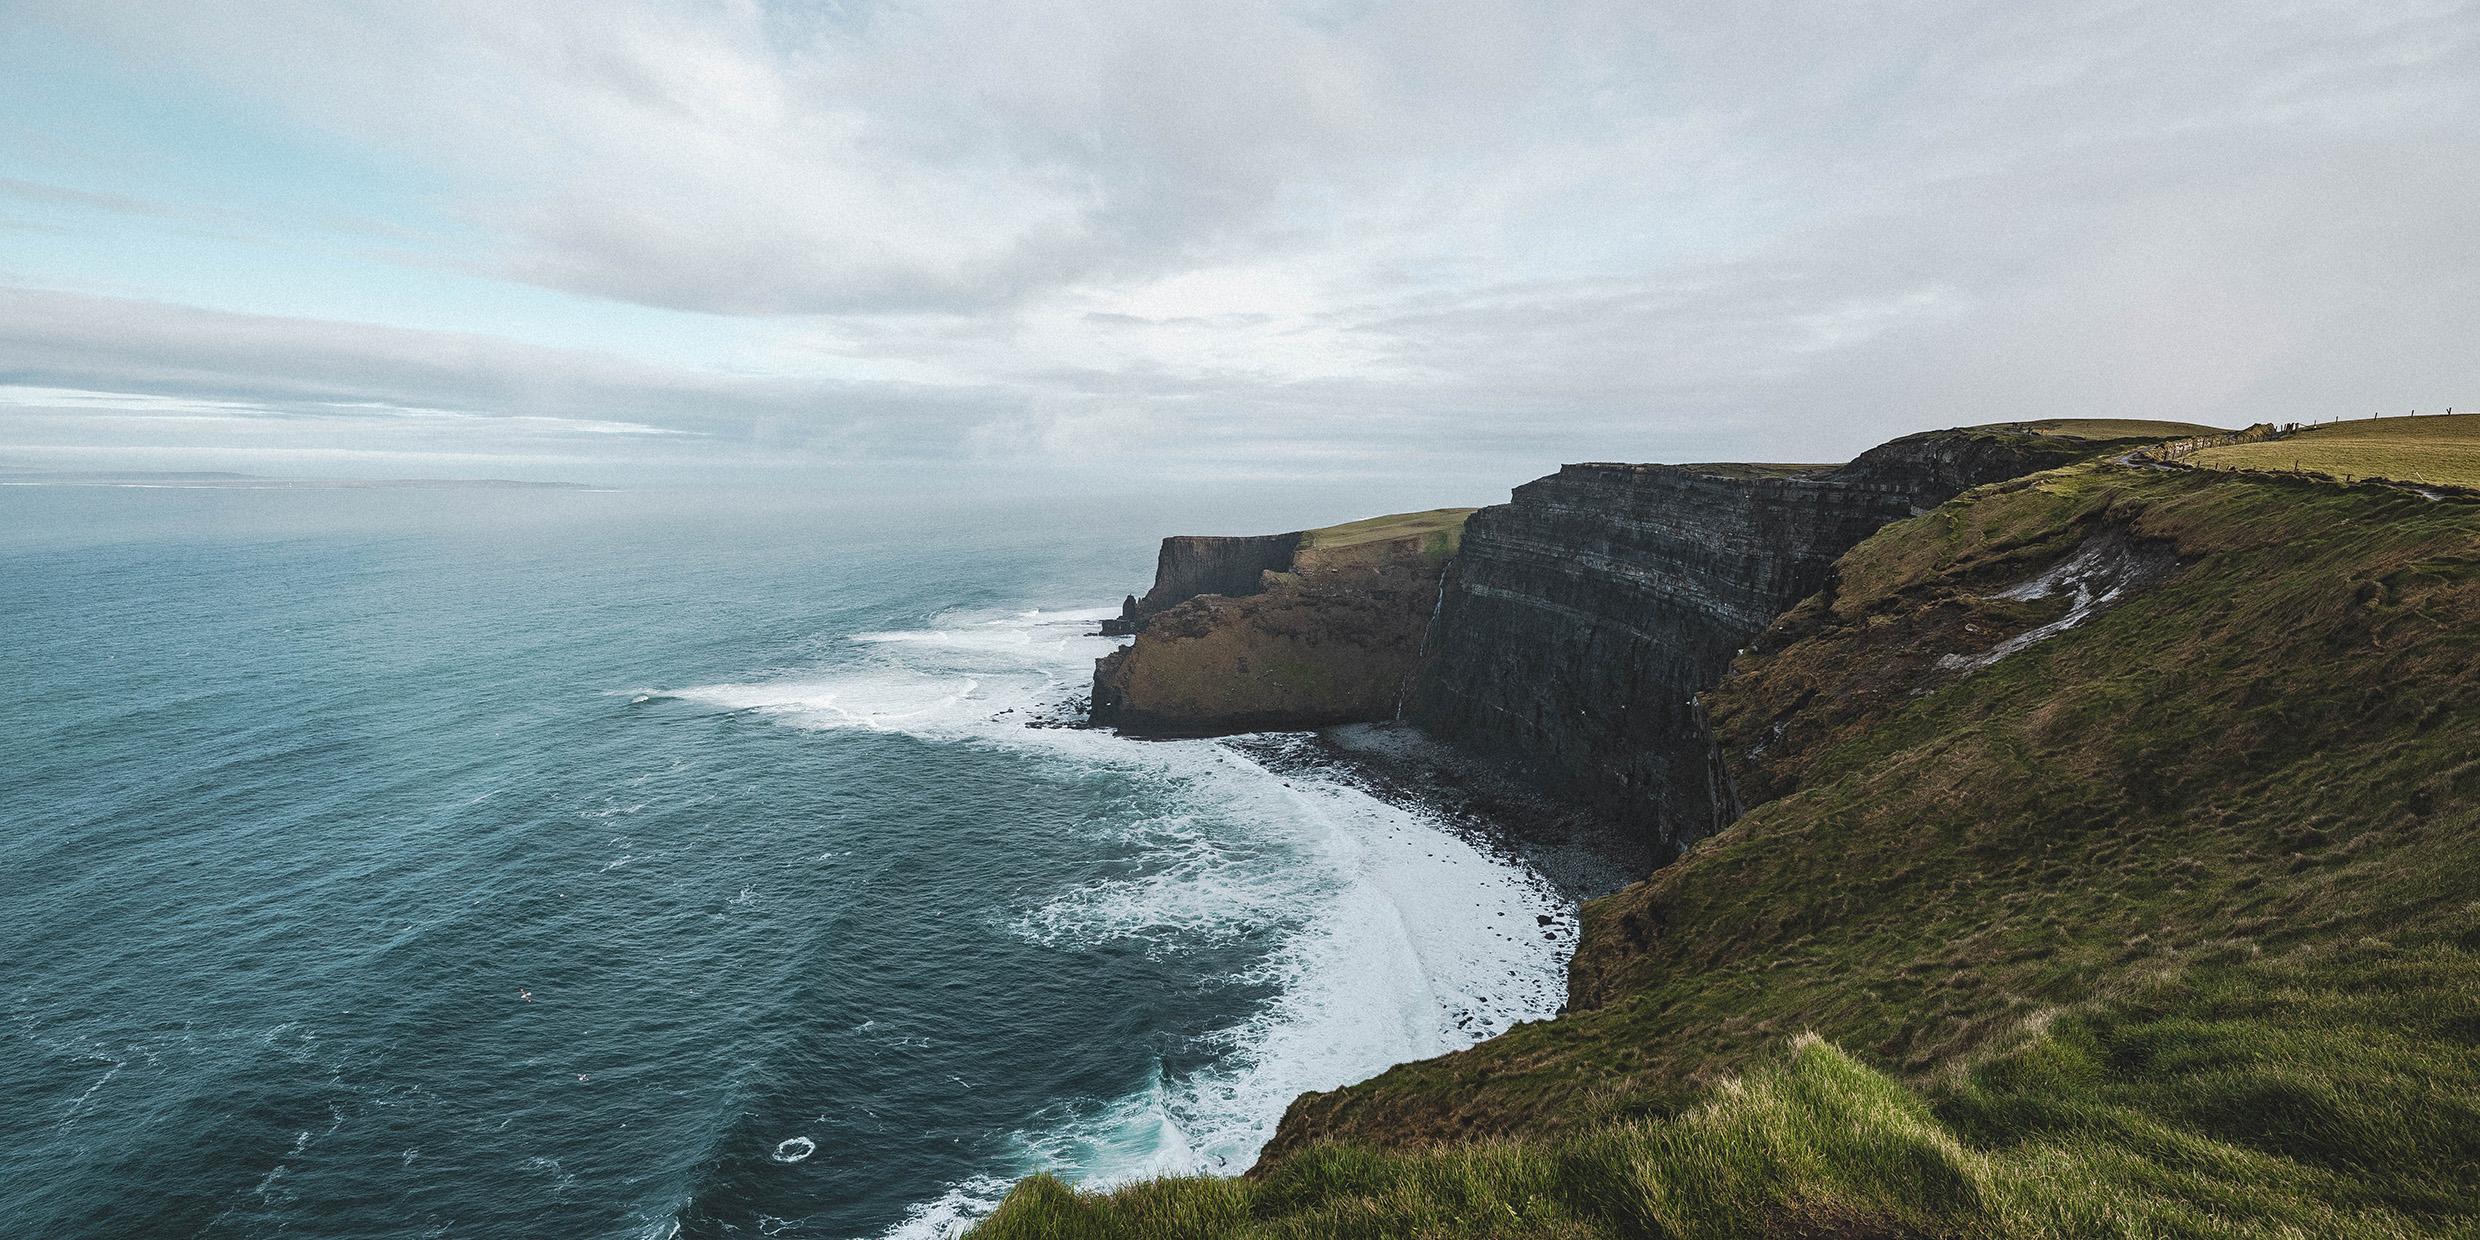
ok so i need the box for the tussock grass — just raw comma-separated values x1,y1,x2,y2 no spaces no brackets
976,1037,1972,1240
2191,413,2480,487
976,938,2480,1237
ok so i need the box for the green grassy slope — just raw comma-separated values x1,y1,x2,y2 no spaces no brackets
979,938,2480,1239
975,465,2480,1238
2191,413,2480,488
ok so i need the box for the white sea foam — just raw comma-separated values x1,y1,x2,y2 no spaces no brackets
658,602,1574,1232
1044,752,1571,1178
877,1174,1016,1240
672,607,1123,740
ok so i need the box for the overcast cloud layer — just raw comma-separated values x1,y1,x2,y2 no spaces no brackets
2,0,2475,482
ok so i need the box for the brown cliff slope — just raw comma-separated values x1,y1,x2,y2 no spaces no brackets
1091,509,1473,735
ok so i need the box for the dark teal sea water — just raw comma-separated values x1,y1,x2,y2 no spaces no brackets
1,485,1574,1239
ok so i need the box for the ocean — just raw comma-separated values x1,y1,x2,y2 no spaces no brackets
0,482,1576,1239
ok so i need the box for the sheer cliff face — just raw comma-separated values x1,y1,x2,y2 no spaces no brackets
1405,432,2098,859
1137,534,1304,618
1088,428,2104,845
1405,466,1914,856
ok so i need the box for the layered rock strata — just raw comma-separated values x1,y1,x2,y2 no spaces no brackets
1089,427,2116,849
1401,465,1900,858
1403,430,2102,859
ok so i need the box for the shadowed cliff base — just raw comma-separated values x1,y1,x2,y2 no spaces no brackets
1227,724,1657,902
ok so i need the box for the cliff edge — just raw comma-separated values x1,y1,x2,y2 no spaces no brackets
1087,424,2195,850
1250,462,2480,1181
1089,509,1475,735
1402,424,2177,861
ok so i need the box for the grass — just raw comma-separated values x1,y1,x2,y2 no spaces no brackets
1975,418,2227,441
1269,465,2480,1147
1302,508,1479,556
976,937,2480,1238
972,463,2480,1238
2190,413,2480,488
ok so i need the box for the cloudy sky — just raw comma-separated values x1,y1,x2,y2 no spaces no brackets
2,0,2474,486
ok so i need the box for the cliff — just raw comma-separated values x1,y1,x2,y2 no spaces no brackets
1085,425,2181,844
1246,464,2480,1168
1090,510,1474,735
1134,533,1303,618
988,458,2480,1239
1401,426,2131,860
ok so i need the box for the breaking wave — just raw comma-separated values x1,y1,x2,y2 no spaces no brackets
667,604,1576,1231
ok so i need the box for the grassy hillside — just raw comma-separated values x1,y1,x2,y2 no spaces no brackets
976,465,2480,1238
2191,413,2480,487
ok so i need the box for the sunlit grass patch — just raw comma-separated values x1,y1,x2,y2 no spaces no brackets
972,1038,1981,1240
1300,508,1479,556
2191,413,2480,487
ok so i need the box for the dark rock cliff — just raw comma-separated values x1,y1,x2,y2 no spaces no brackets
1401,429,2105,860
1086,426,2125,854
1824,425,2098,495
1136,534,1304,619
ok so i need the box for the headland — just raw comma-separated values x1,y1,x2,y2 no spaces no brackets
981,415,2480,1239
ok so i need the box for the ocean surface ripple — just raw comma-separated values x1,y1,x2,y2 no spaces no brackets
0,487,1574,1239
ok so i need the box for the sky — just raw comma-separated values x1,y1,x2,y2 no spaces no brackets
1,0,2474,491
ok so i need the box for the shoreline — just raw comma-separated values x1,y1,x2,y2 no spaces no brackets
1224,721,1649,907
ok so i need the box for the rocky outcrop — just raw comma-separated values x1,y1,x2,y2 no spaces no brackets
1822,425,2101,495
1135,534,1303,619
1092,515,1469,735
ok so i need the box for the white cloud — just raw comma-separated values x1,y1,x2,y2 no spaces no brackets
11,0,2479,472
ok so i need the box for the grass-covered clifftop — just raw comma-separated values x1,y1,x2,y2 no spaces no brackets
1091,508,1475,734
1298,508,1477,558
988,462,2480,1238
2190,412,2480,488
